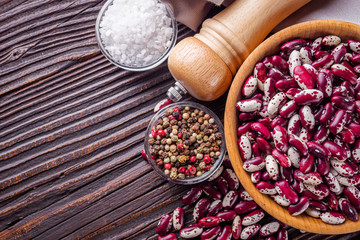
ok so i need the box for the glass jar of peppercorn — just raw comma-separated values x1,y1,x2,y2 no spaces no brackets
144,101,226,184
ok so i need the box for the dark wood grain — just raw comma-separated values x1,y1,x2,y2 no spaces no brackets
0,0,359,239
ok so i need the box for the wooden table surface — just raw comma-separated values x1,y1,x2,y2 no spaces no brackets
0,0,359,239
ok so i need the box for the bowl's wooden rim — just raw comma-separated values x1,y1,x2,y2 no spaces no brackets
225,20,360,234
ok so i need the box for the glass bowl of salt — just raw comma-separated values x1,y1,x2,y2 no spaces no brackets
95,0,178,71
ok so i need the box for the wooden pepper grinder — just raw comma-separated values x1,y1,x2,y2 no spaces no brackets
167,0,311,101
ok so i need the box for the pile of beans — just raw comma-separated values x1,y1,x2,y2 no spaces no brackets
148,105,223,180
155,158,289,240
237,36,360,224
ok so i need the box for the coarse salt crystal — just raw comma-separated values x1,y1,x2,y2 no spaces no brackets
99,0,173,67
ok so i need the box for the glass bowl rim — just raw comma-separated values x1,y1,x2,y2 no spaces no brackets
95,0,178,72
144,101,226,185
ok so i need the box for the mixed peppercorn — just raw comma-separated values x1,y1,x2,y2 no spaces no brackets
148,105,223,180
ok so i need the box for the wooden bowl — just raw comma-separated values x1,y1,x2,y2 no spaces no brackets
225,20,360,234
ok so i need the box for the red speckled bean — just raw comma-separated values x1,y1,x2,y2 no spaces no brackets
194,198,211,222
268,92,288,115
276,227,288,240
275,180,299,204
237,123,252,137
254,62,267,83
238,135,252,161
280,100,298,119
173,207,184,231
182,187,203,205
272,125,289,153
239,190,254,201
280,166,294,183
239,112,258,121
264,78,277,103
156,214,173,236
256,137,273,155
331,63,358,85
339,198,359,221
234,201,258,215
348,39,360,53
313,125,329,144
251,122,271,140
319,102,334,127
309,200,328,211
268,68,285,80
304,183,330,198
198,217,221,228
288,134,308,157
281,39,308,52
216,210,237,222
240,224,261,240
223,191,239,210
299,105,315,131
180,224,203,239
242,209,265,226
272,149,291,168
214,176,229,196
287,114,301,136
306,141,331,160
344,186,360,209
320,212,345,225
317,69,333,98
243,156,266,173
207,200,223,217
265,155,280,181
324,172,342,194
158,233,177,240
256,181,277,195
201,226,221,240
232,215,242,239
291,179,304,194
317,157,331,176
242,76,258,98
331,44,347,63
330,159,354,177
294,89,323,105
331,95,355,112
323,140,347,161
236,99,262,113
272,55,289,74
327,192,340,211
217,225,232,240
222,169,240,190
275,78,298,92
288,196,310,216
271,116,289,129
312,54,334,70
251,171,262,184
202,183,222,200
293,65,315,89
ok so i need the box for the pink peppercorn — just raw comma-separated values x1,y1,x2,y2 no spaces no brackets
190,156,196,163
168,115,175,121
178,167,185,173
151,129,157,137
189,166,197,175
158,129,165,137
164,163,171,170
203,156,211,164
177,114,182,120
178,132,183,138
177,143,184,150
174,107,180,112
185,169,190,176
205,165,211,171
